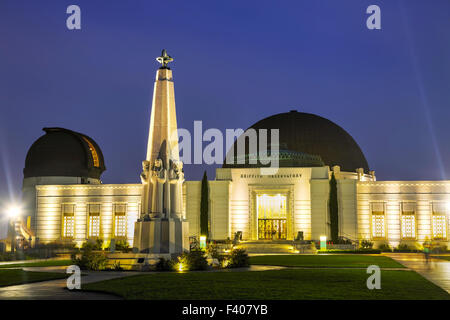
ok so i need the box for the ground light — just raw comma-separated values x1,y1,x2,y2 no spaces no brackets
320,236,327,250
199,235,206,249
5,204,21,253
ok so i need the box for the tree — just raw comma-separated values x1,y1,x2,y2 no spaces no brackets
200,171,209,238
329,172,339,242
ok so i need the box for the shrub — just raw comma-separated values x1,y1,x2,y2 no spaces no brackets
183,249,209,271
0,252,15,261
72,242,107,270
1,241,77,261
94,239,103,250
396,243,409,251
334,237,353,245
79,239,103,251
189,236,200,251
72,252,107,271
227,248,249,268
204,243,228,266
156,251,209,272
394,243,420,253
378,243,392,252
437,245,448,253
155,257,175,271
360,240,374,249
115,262,122,271
413,242,424,251
115,240,130,252
106,261,123,271
206,243,221,259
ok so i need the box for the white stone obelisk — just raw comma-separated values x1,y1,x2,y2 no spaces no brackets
133,50,189,255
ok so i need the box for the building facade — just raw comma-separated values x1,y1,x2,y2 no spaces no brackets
185,166,449,249
17,56,450,251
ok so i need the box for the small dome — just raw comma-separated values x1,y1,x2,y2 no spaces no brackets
24,128,106,179
224,111,369,172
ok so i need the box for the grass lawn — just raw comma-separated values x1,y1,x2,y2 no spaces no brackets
0,259,73,269
0,269,67,287
249,254,404,268
83,268,449,300
433,256,450,261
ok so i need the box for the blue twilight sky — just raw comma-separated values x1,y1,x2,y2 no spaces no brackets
1,1,450,236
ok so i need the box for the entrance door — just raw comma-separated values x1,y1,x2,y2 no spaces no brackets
257,194,287,240
258,219,287,240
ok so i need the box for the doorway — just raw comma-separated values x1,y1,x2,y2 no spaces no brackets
257,194,287,240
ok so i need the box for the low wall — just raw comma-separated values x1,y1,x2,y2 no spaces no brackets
326,244,357,250
105,253,172,271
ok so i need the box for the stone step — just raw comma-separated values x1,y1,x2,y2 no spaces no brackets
236,243,295,254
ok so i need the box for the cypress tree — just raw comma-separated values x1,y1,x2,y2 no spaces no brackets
329,172,339,242
200,171,209,238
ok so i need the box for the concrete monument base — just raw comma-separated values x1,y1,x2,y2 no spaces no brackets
133,218,189,254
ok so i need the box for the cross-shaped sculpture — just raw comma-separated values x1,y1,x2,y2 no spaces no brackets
156,49,173,68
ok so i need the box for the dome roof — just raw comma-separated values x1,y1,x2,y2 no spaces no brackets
223,111,369,172
24,128,106,179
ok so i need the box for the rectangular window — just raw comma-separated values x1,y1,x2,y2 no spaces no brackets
88,204,100,237
401,202,416,239
115,216,126,237
432,216,447,240
62,204,75,238
401,215,415,239
89,216,100,237
63,216,74,238
432,202,448,240
371,202,385,239
114,204,127,237
372,214,385,239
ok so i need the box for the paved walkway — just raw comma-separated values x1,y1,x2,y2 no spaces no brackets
0,267,140,300
0,257,68,266
385,253,450,294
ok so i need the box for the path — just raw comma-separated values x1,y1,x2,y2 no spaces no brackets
0,267,140,300
0,257,68,266
385,253,450,294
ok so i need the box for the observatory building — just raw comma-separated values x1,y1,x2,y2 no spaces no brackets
18,52,450,251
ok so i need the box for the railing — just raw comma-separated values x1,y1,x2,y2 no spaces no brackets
258,219,287,240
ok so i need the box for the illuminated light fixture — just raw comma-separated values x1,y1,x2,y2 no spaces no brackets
178,263,184,272
199,235,207,249
319,236,327,250
221,259,229,268
6,205,21,219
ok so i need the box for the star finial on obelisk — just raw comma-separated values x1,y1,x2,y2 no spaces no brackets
156,49,173,68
